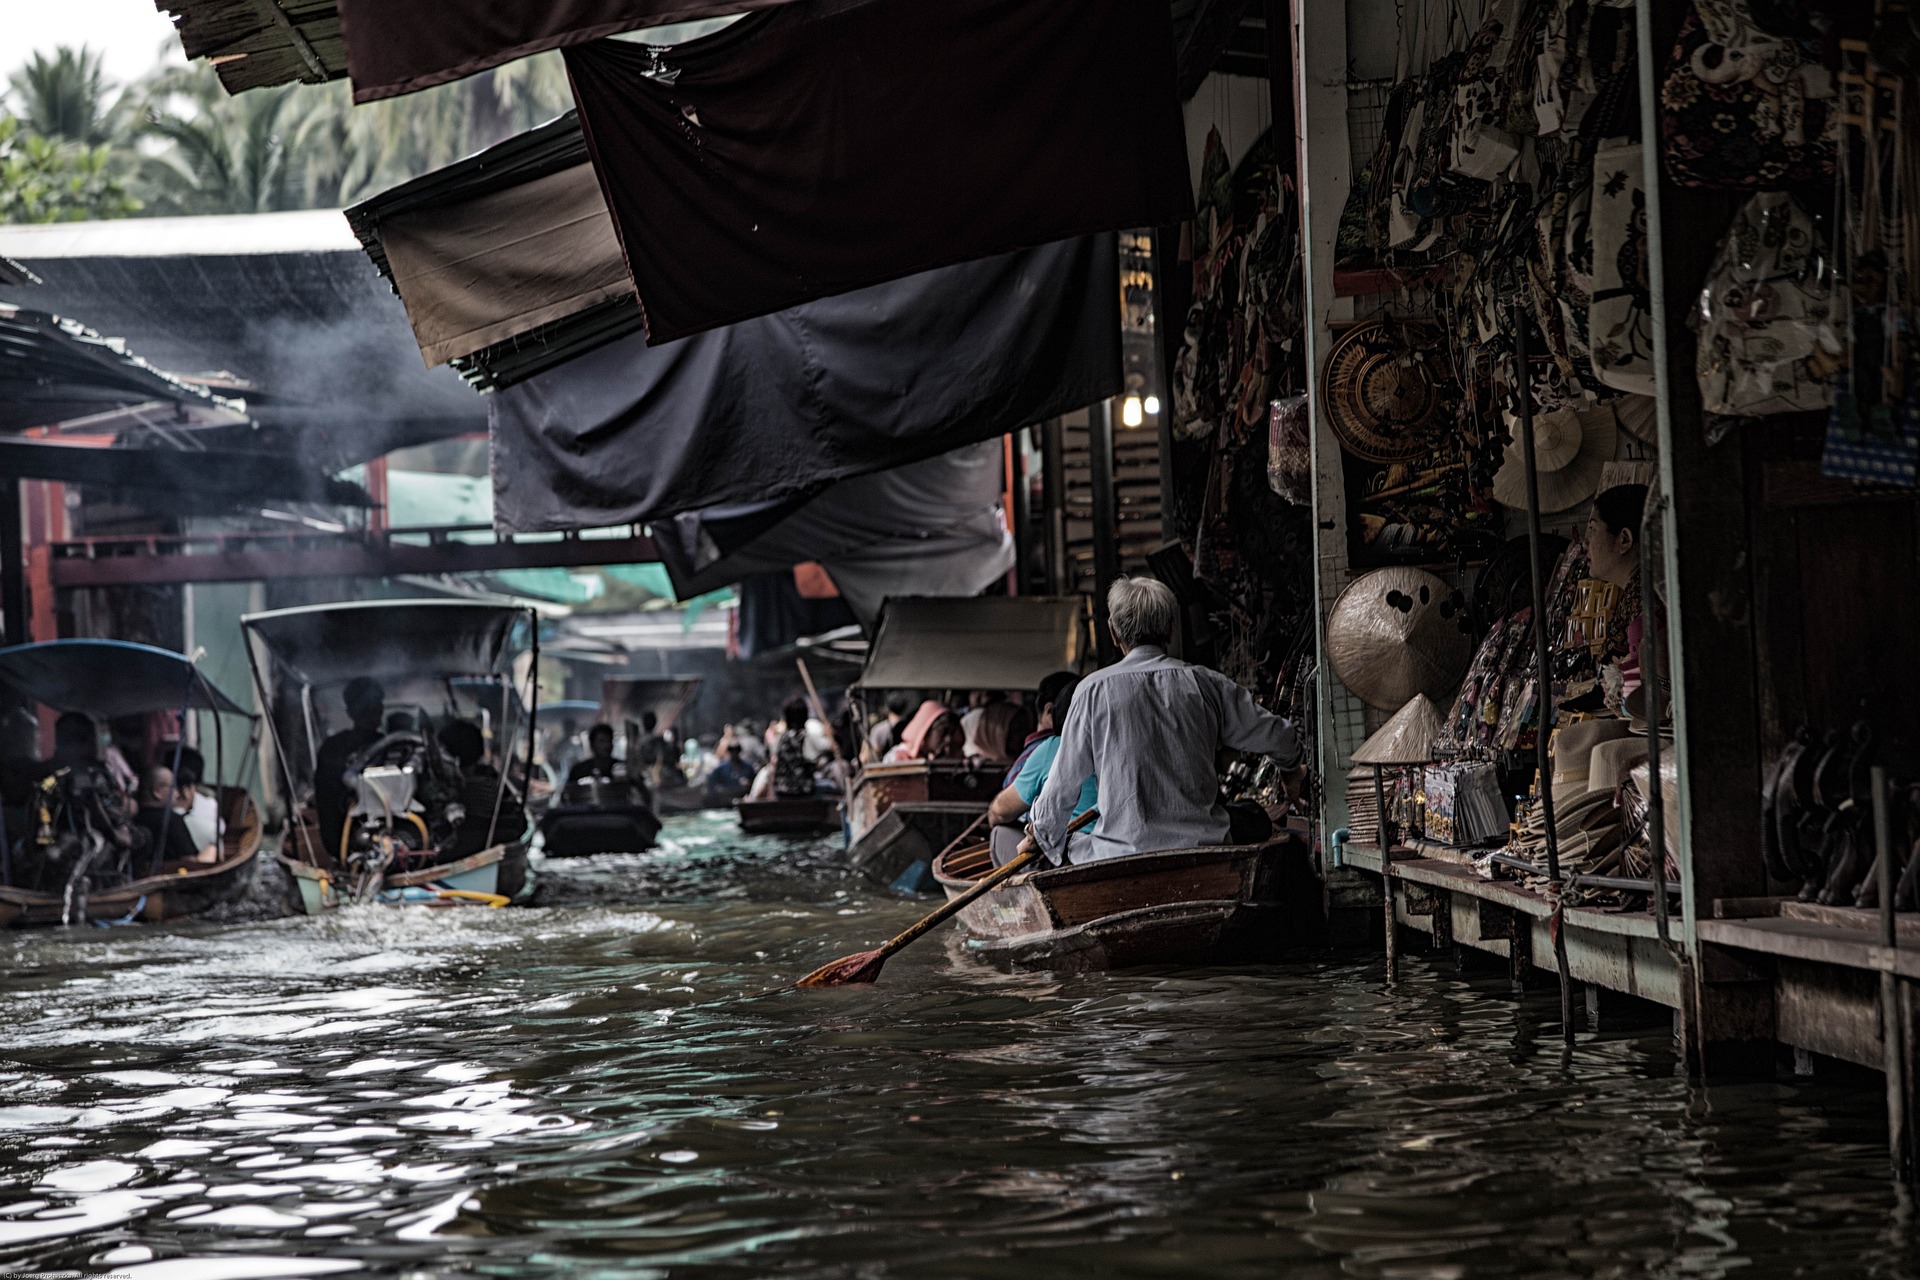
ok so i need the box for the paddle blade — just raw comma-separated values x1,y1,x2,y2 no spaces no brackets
794,948,887,988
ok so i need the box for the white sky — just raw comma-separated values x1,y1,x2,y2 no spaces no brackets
4,0,187,91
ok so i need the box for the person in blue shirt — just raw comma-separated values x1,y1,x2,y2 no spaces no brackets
985,676,1096,867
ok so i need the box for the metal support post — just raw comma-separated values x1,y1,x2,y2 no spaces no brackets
1089,399,1121,664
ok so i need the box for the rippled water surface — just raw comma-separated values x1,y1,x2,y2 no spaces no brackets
1,812,1914,1278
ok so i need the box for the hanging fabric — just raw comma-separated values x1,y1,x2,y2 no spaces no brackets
489,235,1119,531
335,0,799,103
1588,139,1658,395
562,0,1191,342
1658,0,1836,188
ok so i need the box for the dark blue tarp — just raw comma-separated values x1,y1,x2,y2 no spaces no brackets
490,234,1118,530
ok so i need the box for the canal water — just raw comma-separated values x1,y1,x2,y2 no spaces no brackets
0,811,1912,1279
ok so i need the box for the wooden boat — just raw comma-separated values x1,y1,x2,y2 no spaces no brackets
847,760,1003,846
282,839,527,913
930,833,1312,970
846,596,1092,886
245,600,544,912
0,786,264,928
738,795,843,835
538,802,663,857
0,639,268,930
847,799,991,889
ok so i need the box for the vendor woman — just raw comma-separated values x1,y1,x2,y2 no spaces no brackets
1585,482,1650,716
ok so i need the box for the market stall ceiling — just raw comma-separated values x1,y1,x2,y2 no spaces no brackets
0,304,221,433
857,597,1091,692
0,640,252,719
242,600,530,689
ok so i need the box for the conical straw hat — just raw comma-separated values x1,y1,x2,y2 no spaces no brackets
1351,693,1444,765
1327,568,1474,709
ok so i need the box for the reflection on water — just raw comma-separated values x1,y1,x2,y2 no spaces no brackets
0,810,1912,1278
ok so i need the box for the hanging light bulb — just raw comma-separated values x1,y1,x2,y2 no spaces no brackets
1121,395,1144,428
1143,395,1161,417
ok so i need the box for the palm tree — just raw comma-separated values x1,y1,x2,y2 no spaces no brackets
7,46,130,148
134,67,301,215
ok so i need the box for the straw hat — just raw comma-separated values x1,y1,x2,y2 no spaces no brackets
1550,717,1635,803
1327,568,1474,709
1492,405,1618,514
1352,693,1444,766
1612,394,1658,444
1320,321,1446,464
1588,736,1650,796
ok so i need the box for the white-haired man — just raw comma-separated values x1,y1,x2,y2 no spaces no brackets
1024,576,1303,865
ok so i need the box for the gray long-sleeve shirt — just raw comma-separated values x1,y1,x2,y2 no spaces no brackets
1029,645,1301,864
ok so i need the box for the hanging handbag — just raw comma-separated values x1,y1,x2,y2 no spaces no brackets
1694,191,1841,419
1659,0,1836,188
1588,139,1658,395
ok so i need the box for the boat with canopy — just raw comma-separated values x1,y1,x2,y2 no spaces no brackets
0,639,264,928
847,596,1091,888
242,599,538,911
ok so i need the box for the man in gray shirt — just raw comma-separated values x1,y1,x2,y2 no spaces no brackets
1025,577,1303,865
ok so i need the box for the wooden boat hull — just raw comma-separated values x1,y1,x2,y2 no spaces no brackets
933,837,1307,970
848,801,989,889
847,761,1003,846
0,789,265,929
538,804,663,857
282,841,529,913
738,796,843,835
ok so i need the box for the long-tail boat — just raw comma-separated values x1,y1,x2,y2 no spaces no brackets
0,640,264,927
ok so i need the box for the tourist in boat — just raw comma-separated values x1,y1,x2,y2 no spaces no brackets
1025,577,1304,865
631,711,677,788
704,741,757,803
1006,671,1077,777
439,720,527,857
171,746,225,851
964,698,1033,766
985,676,1096,867
315,677,385,857
883,700,965,763
563,723,645,806
134,765,217,866
866,692,911,761
770,698,824,798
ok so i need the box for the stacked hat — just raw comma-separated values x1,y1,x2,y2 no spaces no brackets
1492,405,1618,514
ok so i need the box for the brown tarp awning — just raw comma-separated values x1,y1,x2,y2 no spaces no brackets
857,597,1092,692
377,161,628,369
564,0,1192,342
336,0,797,102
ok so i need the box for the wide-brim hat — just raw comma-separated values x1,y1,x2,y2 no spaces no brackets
1612,394,1658,445
1492,405,1618,514
1327,568,1474,710
1550,717,1635,804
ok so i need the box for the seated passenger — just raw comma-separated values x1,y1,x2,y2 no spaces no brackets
134,766,217,866
1025,578,1304,866
866,692,910,762
316,678,385,860
770,698,821,799
172,746,225,852
439,721,526,856
563,724,644,807
965,699,1034,766
883,700,965,763
704,742,757,802
987,677,1096,867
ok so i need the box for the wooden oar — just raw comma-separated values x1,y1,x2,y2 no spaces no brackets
795,807,1098,988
